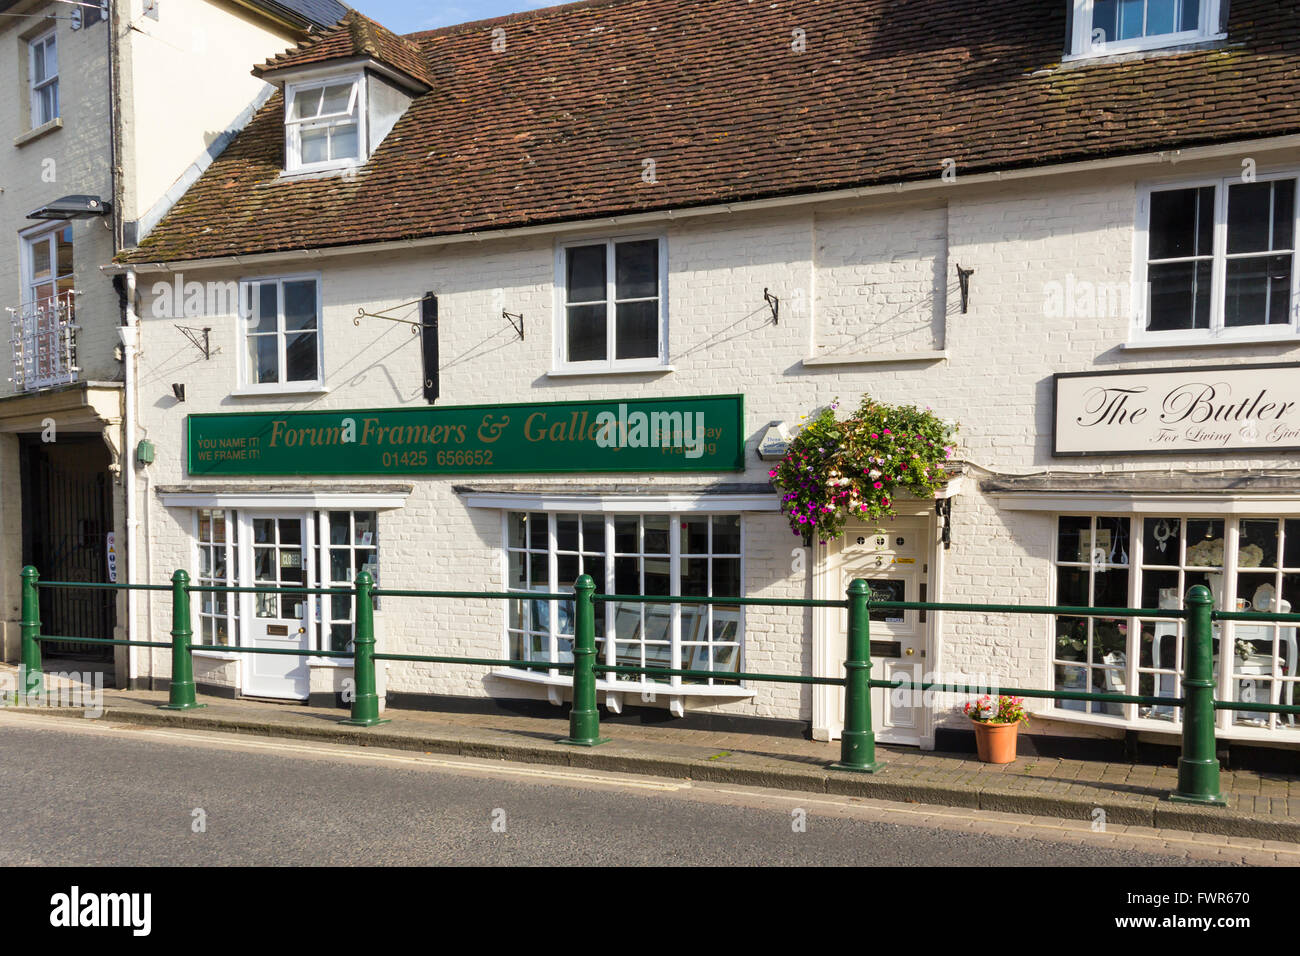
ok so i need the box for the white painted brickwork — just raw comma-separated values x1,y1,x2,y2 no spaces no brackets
134,145,1300,730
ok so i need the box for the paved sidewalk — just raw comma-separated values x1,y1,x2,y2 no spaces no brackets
6,673,1300,843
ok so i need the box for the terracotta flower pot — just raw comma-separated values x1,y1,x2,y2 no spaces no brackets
971,719,1021,763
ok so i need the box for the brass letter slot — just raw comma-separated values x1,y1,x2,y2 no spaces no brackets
266,625,290,637
870,641,902,659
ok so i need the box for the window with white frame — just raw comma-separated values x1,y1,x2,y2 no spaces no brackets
192,508,376,655
239,275,322,388
15,223,77,389
284,76,363,172
504,512,742,687
29,30,57,127
1069,0,1223,57
558,237,666,370
1053,514,1300,734
196,509,239,647
317,511,378,653
1138,174,1299,340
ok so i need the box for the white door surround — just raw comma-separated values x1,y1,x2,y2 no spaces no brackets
240,512,313,700
812,510,945,747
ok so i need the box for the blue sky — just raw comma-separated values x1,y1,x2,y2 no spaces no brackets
351,0,562,33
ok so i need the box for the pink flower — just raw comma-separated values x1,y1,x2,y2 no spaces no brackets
873,482,883,490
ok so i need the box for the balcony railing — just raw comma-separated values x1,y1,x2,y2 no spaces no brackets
9,290,79,391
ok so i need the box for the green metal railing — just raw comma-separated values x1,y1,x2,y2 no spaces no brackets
19,564,1300,805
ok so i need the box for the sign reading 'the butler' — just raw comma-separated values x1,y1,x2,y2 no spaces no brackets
1054,363,1300,456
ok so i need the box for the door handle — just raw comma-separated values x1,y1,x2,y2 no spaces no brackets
905,647,915,656
298,627,306,635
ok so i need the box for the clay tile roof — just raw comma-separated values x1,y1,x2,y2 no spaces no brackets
253,9,436,88
120,0,1300,265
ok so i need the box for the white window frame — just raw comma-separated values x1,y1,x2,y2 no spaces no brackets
1067,0,1224,59
1132,169,1300,346
28,29,58,128
316,509,378,656
237,272,325,392
1046,510,1300,743
284,73,366,174
192,509,240,649
499,510,749,699
552,234,669,375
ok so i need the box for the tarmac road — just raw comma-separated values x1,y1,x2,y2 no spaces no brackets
0,712,1244,867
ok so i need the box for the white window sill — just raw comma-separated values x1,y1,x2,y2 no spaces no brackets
193,648,242,661
277,162,364,183
802,350,947,367
229,385,330,398
14,117,62,148
1036,706,1299,743
307,656,354,668
1061,33,1227,64
1123,331,1300,351
491,667,757,698
546,364,675,379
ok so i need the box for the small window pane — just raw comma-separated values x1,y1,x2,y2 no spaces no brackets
1146,0,1176,34
556,515,579,552
1239,520,1279,568
713,558,741,597
320,83,353,115
1224,255,1292,327
1148,260,1213,331
681,517,709,555
566,245,607,303
1149,187,1214,259
614,517,639,553
1143,518,1181,566
643,515,670,554
615,240,658,299
566,305,607,362
507,512,527,550
713,516,741,554
300,126,329,165
284,281,317,331
1228,182,1277,255
249,335,278,384
615,301,659,360
292,86,323,119
257,283,278,332
1185,521,1226,566
1057,516,1093,564
331,122,359,161
285,332,317,381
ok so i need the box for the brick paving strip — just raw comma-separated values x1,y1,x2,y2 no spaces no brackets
6,671,1300,846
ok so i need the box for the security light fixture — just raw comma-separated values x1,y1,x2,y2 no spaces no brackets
27,195,112,221
171,384,186,402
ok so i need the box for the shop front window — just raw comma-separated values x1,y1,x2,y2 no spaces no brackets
504,511,743,687
318,511,378,653
1053,515,1300,732
195,509,238,647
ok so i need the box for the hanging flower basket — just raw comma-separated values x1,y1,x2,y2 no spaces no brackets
769,395,958,544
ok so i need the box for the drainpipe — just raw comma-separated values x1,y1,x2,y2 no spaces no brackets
119,269,138,686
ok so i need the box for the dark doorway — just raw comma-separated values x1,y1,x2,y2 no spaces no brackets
19,433,116,661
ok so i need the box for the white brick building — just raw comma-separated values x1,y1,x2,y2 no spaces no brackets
0,0,346,681
108,0,1300,759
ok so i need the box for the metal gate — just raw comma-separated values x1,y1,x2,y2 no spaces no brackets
23,440,115,659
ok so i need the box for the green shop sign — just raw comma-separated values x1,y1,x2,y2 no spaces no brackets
187,395,745,476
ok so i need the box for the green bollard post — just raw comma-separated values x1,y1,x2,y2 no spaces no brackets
829,578,883,772
1170,584,1225,805
161,569,205,710
20,566,43,702
341,570,389,726
559,573,608,746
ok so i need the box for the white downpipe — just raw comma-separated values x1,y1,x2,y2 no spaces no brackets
119,270,139,685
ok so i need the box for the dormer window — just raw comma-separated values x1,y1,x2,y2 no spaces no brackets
284,75,366,173
1068,0,1224,59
